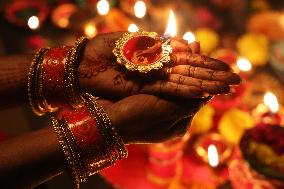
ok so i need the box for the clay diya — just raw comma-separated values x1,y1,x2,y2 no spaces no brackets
113,31,172,73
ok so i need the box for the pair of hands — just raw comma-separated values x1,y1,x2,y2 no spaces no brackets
78,32,241,143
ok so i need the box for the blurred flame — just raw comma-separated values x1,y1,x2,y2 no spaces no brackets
128,23,139,32
97,0,110,15
237,57,252,72
84,22,97,38
183,31,195,43
164,10,177,37
28,16,39,30
208,144,219,167
264,92,279,113
134,1,146,18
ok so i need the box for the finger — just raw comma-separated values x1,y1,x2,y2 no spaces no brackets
171,37,191,53
167,74,230,94
170,53,231,71
139,81,206,98
188,41,200,54
168,118,191,137
169,65,241,85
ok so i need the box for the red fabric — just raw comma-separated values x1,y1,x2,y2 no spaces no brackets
101,145,227,189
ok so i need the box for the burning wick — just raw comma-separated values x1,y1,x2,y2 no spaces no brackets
237,57,252,72
134,1,147,18
263,92,279,113
161,9,177,42
28,16,40,30
97,0,110,16
208,144,219,167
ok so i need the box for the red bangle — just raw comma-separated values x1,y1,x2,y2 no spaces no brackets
58,104,115,176
65,106,114,174
42,47,70,109
52,93,127,186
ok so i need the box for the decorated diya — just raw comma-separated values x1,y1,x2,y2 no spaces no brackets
240,125,284,183
113,31,172,73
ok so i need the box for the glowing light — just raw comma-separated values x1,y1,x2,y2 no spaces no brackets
208,144,219,167
134,1,147,18
27,16,39,30
183,31,196,43
237,57,252,72
57,18,69,28
128,23,139,32
84,23,97,38
164,10,177,38
97,0,110,15
264,92,279,113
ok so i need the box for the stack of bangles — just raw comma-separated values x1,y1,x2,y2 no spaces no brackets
27,37,128,188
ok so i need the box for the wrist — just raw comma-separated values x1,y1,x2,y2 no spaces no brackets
51,93,127,187
27,37,89,116
105,106,130,144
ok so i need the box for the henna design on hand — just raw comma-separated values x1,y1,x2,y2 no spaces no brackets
103,37,116,49
78,54,116,79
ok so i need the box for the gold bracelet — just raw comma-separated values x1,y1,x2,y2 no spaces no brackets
27,48,49,116
50,116,88,188
83,93,128,161
51,92,127,185
65,37,89,108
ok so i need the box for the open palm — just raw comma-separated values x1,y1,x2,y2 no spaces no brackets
79,32,240,100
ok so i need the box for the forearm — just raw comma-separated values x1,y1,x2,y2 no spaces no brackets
0,127,65,188
0,55,33,109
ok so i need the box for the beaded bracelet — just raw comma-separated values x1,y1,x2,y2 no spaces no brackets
51,93,127,188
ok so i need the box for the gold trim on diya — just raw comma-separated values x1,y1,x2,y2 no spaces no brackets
113,31,172,73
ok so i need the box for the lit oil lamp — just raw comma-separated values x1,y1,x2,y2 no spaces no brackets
147,10,189,187
208,144,219,168
195,133,232,167
236,57,252,79
256,92,282,125
113,10,174,73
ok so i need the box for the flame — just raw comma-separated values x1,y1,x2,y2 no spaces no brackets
134,1,146,18
208,144,219,167
84,22,97,38
28,16,39,30
264,92,279,113
164,10,177,37
97,0,110,15
183,31,195,43
237,57,252,72
128,23,139,32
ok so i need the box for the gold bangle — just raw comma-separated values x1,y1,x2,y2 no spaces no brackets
50,116,88,188
65,37,89,108
28,48,49,116
83,93,128,161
